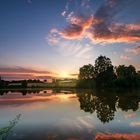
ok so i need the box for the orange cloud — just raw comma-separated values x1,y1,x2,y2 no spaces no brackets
49,0,140,43
95,133,140,140
50,16,140,43
87,22,140,43
60,16,93,39
0,66,58,76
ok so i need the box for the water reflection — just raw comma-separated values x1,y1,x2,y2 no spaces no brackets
0,89,76,96
77,90,140,123
0,89,140,140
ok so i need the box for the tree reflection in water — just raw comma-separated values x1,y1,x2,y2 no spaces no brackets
118,96,139,111
77,90,140,124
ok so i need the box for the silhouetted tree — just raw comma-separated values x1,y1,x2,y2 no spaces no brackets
77,64,95,88
0,76,8,88
115,65,137,87
21,80,27,88
77,55,140,89
135,71,140,86
94,55,116,87
79,64,95,80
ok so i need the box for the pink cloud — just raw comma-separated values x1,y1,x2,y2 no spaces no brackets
120,55,130,60
125,46,140,54
124,113,136,119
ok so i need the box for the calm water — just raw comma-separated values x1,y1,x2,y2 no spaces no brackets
0,89,140,140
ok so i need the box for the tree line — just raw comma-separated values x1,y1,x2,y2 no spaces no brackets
0,79,43,89
77,55,140,88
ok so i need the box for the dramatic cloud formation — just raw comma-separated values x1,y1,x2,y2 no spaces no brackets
95,133,140,140
125,46,140,54
88,23,140,43
49,0,140,44
60,15,93,39
87,1,140,43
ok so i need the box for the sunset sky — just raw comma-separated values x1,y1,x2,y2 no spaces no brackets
0,0,140,80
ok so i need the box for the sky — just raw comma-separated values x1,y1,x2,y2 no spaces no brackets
0,0,140,80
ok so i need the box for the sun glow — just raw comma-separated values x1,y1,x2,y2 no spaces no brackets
59,71,70,78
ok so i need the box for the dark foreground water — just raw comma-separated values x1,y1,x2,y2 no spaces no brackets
0,89,140,140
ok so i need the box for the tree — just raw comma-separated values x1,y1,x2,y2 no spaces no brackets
94,55,116,87
78,64,95,88
21,80,27,88
135,71,140,87
77,55,140,88
79,64,95,80
95,56,112,75
116,65,137,87
116,65,136,79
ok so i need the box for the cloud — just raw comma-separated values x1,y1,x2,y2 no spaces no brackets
124,113,136,119
75,44,92,59
60,15,93,39
48,31,93,59
0,66,54,75
112,52,117,55
120,55,130,60
86,1,140,43
0,66,57,80
95,133,140,140
125,46,140,54
49,0,140,44
107,0,118,7
88,23,140,43
27,0,32,4
130,122,140,127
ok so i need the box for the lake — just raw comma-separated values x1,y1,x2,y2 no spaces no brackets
0,89,140,140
